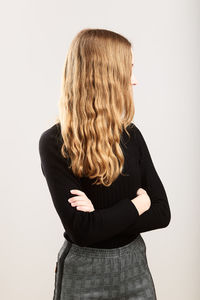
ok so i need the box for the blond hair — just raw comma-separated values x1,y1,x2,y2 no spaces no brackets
55,28,135,186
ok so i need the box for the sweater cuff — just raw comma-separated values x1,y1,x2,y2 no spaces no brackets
120,197,140,223
100,197,140,231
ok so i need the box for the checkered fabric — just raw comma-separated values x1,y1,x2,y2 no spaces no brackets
53,234,157,300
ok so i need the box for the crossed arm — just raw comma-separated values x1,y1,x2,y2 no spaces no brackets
39,125,171,247
67,125,171,235
39,129,140,247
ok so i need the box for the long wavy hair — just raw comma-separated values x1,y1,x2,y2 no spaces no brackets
55,28,135,186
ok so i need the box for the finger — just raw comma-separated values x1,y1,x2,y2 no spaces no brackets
76,205,91,212
136,189,142,195
68,196,88,203
136,188,147,195
69,200,89,207
70,189,85,196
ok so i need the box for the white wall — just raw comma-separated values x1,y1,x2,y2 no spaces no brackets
0,0,199,299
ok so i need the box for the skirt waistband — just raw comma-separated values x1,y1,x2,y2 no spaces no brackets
66,234,145,258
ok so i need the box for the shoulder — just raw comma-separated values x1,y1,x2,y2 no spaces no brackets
39,122,62,156
126,122,147,153
39,122,61,144
126,122,142,140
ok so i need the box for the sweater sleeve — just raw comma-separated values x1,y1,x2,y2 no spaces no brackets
38,129,140,247
124,125,171,234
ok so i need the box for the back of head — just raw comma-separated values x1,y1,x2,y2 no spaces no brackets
56,28,135,187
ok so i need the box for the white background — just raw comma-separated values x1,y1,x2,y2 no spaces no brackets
0,0,199,299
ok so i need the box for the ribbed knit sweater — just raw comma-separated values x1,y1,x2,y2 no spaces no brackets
38,122,171,248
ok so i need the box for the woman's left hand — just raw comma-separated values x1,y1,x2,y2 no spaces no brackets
68,189,95,212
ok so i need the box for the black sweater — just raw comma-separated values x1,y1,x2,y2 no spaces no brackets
38,122,171,248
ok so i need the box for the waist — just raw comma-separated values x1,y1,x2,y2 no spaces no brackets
64,231,140,249
66,234,145,258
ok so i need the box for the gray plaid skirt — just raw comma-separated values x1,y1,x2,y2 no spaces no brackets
53,234,157,300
